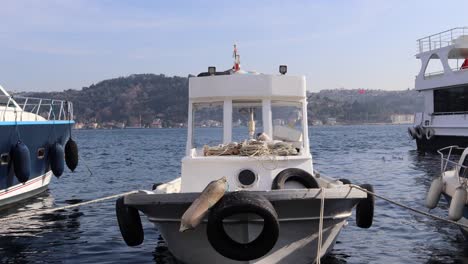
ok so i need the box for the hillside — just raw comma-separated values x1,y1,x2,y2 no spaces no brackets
21,74,423,127
308,89,423,124
25,74,189,127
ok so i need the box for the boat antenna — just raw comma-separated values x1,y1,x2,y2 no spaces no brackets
232,43,240,72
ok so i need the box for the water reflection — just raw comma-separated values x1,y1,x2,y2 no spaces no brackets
0,191,84,263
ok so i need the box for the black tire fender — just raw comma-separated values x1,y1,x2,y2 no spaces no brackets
116,197,144,246
207,191,279,261
356,184,375,229
407,127,416,139
425,128,435,141
414,126,424,140
272,168,319,189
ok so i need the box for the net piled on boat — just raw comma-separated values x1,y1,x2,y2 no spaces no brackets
203,140,298,157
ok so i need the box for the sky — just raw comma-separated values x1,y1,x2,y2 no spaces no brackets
0,0,468,92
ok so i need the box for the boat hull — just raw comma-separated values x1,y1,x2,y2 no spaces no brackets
0,122,71,208
442,193,468,239
125,188,365,264
415,135,468,152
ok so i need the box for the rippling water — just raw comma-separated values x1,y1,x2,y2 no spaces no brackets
1,125,467,263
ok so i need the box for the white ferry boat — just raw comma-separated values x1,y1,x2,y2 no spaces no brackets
0,85,78,208
116,47,374,263
409,27,468,152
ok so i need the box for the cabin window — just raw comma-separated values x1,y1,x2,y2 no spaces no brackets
271,101,303,143
433,85,468,114
232,100,263,142
192,102,223,148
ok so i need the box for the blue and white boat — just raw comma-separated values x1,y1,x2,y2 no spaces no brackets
0,84,77,208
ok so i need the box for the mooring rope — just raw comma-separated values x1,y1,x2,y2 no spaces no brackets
316,187,325,264
349,184,468,229
0,190,138,222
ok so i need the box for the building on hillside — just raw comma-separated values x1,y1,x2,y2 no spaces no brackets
151,118,163,128
390,114,414,124
311,119,323,126
326,118,337,125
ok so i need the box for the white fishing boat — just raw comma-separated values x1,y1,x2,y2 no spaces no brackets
116,47,374,263
408,27,468,151
426,146,468,238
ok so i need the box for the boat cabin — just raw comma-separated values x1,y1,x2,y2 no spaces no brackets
413,27,468,135
181,67,314,192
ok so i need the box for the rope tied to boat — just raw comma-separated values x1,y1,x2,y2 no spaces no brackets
0,190,138,223
316,187,325,264
349,184,468,229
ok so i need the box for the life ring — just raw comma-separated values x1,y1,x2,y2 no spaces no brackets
425,128,435,140
116,197,144,246
414,126,424,140
271,168,319,189
356,184,374,228
207,191,279,261
49,143,65,177
12,141,31,183
407,127,416,139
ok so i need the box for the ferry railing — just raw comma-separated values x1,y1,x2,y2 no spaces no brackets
437,146,468,183
417,27,468,53
0,94,73,122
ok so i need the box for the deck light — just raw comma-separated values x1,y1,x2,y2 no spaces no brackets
279,65,287,75
208,66,216,75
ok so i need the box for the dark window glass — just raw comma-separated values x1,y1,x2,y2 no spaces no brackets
434,85,468,113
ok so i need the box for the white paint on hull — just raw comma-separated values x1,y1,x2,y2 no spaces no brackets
0,171,52,208
153,218,346,264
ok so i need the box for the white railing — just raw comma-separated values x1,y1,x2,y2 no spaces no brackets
438,146,468,182
417,27,468,53
0,94,73,122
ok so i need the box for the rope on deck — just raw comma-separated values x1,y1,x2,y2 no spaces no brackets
349,184,468,229
0,190,138,222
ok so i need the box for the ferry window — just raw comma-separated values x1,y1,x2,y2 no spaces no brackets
192,102,223,148
271,101,303,143
434,85,468,114
232,100,263,142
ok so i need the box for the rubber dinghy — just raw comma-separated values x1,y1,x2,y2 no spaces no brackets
116,46,374,264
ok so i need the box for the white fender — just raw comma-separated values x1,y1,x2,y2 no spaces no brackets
448,186,467,221
179,177,228,232
425,177,443,209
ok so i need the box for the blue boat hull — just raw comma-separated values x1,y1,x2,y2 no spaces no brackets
0,121,72,208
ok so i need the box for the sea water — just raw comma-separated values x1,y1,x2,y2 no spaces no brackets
0,125,466,263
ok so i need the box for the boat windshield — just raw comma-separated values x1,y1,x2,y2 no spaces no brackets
0,96,9,107
271,101,303,143
192,102,223,148
232,100,263,142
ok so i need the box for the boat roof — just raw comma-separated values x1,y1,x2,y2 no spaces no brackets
189,73,306,100
416,27,468,56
